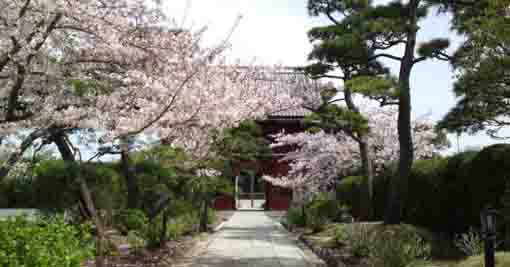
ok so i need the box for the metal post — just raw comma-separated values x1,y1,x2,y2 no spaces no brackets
481,206,497,267
484,236,495,267
235,176,238,209
250,175,255,208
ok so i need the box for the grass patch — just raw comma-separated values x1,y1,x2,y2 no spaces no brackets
302,222,508,267
412,252,510,267
302,223,343,248
411,259,459,267
455,252,510,267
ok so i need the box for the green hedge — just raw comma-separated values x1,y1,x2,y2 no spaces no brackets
337,144,510,234
336,176,364,218
1,160,123,211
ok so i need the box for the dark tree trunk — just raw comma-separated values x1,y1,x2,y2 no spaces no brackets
121,146,138,209
160,211,168,247
199,198,209,232
52,133,91,219
53,133,106,267
384,0,419,225
52,133,74,161
344,86,374,220
358,137,374,220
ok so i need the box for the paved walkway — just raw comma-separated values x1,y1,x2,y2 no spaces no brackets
189,211,315,267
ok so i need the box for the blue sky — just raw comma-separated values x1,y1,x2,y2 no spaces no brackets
160,0,506,153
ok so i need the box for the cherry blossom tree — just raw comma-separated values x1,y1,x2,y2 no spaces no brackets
0,0,305,178
0,0,167,176
0,1,307,264
263,104,442,197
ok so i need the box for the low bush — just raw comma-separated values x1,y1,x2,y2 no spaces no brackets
287,206,306,228
207,207,216,225
139,210,200,248
336,176,364,218
344,223,374,257
113,209,148,234
126,230,145,255
454,228,484,256
368,224,432,267
0,215,94,267
332,223,432,266
166,220,186,241
305,193,348,232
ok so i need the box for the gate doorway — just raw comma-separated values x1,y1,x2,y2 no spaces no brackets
235,173,265,210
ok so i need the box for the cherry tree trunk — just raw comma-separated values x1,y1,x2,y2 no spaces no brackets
53,133,106,267
121,146,139,209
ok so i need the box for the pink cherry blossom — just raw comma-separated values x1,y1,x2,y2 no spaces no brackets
263,103,442,193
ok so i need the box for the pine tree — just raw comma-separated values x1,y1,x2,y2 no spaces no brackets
306,0,452,223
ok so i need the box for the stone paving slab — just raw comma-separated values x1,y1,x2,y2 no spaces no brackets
182,211,323,267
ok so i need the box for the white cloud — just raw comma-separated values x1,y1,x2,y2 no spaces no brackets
162,0,317,65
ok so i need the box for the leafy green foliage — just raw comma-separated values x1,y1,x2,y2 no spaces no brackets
139,211,200,248
31,160,122,212
344,223,374,257
132,146,191,199
304,193,348,232
368,225,432,267
207,207,216,225
437,0,510,137
212,120,271,162
336,176,365,218
113,209,148,234
417,38,451,58
287,206,307,228
0,215,94,267
345,75,399,99
334,223,432,266
305,104,370,135
339,145,510,233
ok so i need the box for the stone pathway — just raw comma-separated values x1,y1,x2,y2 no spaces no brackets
181,211,320,267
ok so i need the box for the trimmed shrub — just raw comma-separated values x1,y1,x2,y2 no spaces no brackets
368,224,432,267
207,207,216,225
405,157,450,231
0,215,94,267
139,210,200,248
344,223,374,257
335,223,432,266
305,193,345,232
336,176,364,218
287,206,306,228
113,209,148,234
339,145,510,234
31,160,123,212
